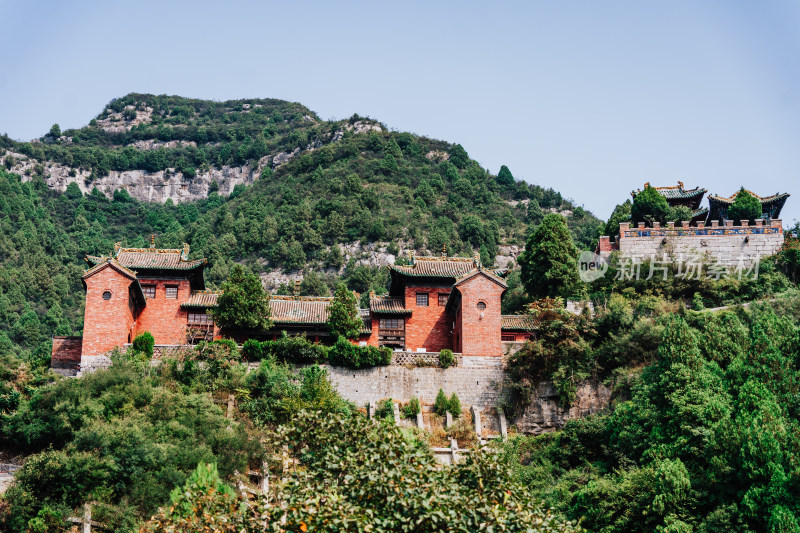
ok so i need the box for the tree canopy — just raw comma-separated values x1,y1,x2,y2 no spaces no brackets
728,187,762,224
327,283,362,340
631,185,671,225
518,213,580,299
213,265,272,331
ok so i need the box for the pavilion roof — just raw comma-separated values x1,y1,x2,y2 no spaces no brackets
631,181,707,201
708,190,790,206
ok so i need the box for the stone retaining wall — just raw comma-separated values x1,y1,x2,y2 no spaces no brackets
616,219,784,266
324,359,504,408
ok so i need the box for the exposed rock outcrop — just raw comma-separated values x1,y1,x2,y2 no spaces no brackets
1,151,270,204
513,381,611,433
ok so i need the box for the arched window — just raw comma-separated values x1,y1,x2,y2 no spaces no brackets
476,301,486,310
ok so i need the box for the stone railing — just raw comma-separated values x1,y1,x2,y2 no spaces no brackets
391,351,462,367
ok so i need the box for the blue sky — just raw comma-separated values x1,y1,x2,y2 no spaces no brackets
1,0,798,225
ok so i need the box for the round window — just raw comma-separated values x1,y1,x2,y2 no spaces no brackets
477,301,486,310
102,291,112,300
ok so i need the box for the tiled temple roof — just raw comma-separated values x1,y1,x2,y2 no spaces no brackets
369,297,411,315
708,190,790,206
269,296,333,325
389,256,479,278
501,315,534,330
632,181,707,201
87,241,206,271
82,258,138,280
181,291,221,308
454,268,508,289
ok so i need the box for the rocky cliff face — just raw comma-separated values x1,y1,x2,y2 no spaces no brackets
1,150,269,204
513,381,612,433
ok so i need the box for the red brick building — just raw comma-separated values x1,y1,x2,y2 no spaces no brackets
54,245,531,373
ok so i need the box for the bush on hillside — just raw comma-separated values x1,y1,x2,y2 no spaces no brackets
449,392,462,418
434,388,449,416
403,397,421,418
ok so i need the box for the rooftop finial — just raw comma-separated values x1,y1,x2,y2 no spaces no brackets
442,243,447,257
150,234,155,249
293,279,301,299
113,242,121,257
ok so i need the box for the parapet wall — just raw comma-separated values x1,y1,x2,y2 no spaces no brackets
616,219,784,266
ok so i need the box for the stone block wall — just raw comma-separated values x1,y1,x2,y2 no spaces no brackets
617,219,784,266
325,357,505,407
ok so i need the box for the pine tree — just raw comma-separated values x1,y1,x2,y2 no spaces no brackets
518,213,580,299
497,165,514,186
327,284,363,340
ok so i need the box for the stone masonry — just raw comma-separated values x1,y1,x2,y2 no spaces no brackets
614,219,784,266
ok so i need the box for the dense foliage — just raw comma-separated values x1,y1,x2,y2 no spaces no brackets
519,213,580,299
503,296,800,533
326,283,363,339
145,411,581,532
327,336,392,369
214,264,272,331
728,187,762,224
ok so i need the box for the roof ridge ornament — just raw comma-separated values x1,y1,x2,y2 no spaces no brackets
150,234,155,249
113,242,121,257
181,243,190,261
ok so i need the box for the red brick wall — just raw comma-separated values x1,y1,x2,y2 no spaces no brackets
81,266,136,357
51,336,82,368
403,284,453,352
135,279,192,345
365,316,380,347
456,275,505,357
501,332,530,342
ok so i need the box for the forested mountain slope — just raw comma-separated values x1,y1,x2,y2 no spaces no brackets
0,94,601,360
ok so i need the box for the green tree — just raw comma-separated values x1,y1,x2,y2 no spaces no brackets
727,187,761,224
497,165,514,186
631,185,670,225
327,284,362,340
48,124,61,139
213,265,272,331
450,143,469,169
603,199,631,237
518,213,579,299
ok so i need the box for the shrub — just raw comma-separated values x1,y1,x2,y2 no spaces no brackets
434,389,449,416
403,397,421,418
449,393,462,418
241,338,263,361
376,398,395,420
328,337,391,369
439,348,455,368
132,332,155,358
264,332,328,364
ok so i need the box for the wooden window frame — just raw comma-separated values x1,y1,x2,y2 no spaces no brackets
438,293,450,306
165,286,178,299
142,285,156,299
416,293,429,307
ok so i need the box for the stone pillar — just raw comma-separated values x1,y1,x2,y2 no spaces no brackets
667,221,675,229
711,220,719,228
471,405,482,438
